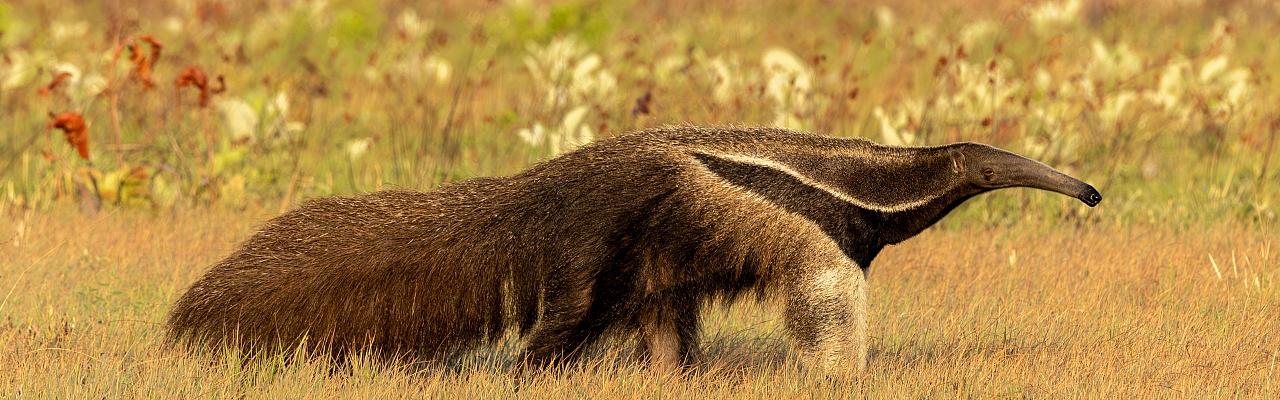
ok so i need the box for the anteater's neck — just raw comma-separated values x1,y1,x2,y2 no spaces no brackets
873,186,981,245
848,146,985,246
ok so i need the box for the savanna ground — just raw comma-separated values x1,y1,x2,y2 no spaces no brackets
1,0,1278,398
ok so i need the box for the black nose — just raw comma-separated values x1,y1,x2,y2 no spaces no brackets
1079,186,1102,207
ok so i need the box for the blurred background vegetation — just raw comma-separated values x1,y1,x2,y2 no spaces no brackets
0,0,1276,227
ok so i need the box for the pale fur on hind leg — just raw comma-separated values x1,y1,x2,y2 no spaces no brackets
640,304,682,370
638,294,702,371
784,254,869,373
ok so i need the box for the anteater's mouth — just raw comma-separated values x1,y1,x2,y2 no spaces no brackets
1078,186,1102,207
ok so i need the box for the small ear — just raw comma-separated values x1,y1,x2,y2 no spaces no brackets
947,147,966,173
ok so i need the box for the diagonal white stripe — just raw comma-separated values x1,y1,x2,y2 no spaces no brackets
693,150,939,213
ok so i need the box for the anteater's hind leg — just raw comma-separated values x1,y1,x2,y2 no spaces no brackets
521,262,633,369
637,290,702,371
783,248,868,373
521,278,597,368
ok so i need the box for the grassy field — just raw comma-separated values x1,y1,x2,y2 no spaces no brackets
2,0,1279,398
1,209,1276,397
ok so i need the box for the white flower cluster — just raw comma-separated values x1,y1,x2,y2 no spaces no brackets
868,12,1255,166
875,100,924,146
522,37,617,109
517,106,594,156
216,92,305,144
387,10,452,85
1028,0,1082,35
516,37,617,155
1,51,107,103
761,48,813,130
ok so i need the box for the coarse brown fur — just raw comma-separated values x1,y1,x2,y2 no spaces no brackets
167,126,1100,371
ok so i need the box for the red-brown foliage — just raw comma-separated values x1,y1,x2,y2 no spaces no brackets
175,65,226,107
127,35,164,89
47,111,90,160
37,71,74,96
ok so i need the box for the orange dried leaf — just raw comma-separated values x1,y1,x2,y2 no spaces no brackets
127,34,164,89
37,71,74,96
127,45,151,88
139,35,163,51
175,65,208,88
175,65,211,106
47,111,90,160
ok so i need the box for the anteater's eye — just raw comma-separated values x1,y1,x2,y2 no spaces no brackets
982,168,995,177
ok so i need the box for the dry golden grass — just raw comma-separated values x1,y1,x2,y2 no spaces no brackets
1,207,1275,398
3,0,1277,397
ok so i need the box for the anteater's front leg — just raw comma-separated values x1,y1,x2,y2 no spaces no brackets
784,253,869,373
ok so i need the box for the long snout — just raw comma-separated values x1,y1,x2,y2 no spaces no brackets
1010,160,1102,207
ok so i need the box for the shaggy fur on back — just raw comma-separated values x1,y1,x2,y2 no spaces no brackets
167,126,1099,369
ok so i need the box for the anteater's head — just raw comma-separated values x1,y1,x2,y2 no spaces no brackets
947,143,1102,207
